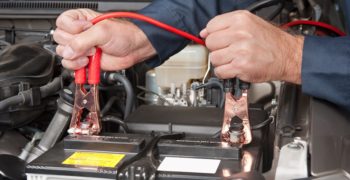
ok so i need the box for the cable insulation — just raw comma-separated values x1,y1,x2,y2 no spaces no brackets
91,12,205,45
281,20,346,36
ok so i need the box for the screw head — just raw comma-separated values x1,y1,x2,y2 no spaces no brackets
82,99,88,104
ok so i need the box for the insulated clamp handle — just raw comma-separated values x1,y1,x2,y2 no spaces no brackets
74,48,102,85
88,48,102,85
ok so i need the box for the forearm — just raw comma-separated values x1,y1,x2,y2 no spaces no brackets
301,36,350,111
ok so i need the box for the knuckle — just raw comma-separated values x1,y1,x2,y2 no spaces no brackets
210,52,222,66
206,18,217,31
94,22,111,42
56,10,74,26
237,48,252,58
231,10,252,25
206,14,225,32
234,10,251,18
61,59,73,70
235,59,249,71
234,30,253,40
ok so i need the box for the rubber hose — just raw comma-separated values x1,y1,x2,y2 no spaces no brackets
40,77,62,98
110,73,134,119
0,95,23,111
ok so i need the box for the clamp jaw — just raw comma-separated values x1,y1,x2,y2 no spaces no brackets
68,48,102,135
221,79,252,146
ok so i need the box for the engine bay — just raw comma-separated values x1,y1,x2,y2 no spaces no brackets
0,0,349,180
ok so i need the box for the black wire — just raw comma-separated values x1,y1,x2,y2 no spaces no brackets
246,0,285,21
251,116,274,130
267,1,284,20
137,86,173,105
246,0,282,12
102,115,130,133
100,96,118,116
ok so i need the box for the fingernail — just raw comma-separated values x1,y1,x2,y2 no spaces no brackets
200,29,208,38
62,46,75,59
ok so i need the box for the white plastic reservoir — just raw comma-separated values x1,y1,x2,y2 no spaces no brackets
155,45,208,88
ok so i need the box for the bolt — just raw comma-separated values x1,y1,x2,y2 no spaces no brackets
82,99,88,104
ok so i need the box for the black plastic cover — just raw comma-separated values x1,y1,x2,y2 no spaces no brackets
0,43,55,129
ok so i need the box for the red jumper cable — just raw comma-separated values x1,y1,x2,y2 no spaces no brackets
68,12,204,135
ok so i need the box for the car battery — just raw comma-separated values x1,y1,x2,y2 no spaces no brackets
26,133,264,180
26,134,146,180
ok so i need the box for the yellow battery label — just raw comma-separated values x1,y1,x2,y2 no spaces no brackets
62,152,125,168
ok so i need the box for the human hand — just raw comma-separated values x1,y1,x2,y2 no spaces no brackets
54,9,156,71
200,10,304,84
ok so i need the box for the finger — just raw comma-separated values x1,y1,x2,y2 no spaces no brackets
56,45,65,57
62,23,110,59
58,46,96,61
205,29,233,51
199,28,209,38
100,53,135,71
61,57,89,70
214,63,240,79
53,28,74,45
205,10,250,34
206,29,253,51
205,14,231,34
210,47,235,67
56,10,93,34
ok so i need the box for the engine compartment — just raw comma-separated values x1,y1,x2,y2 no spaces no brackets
0,0,349,180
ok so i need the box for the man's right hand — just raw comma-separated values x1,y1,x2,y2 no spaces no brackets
54,9,156,71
